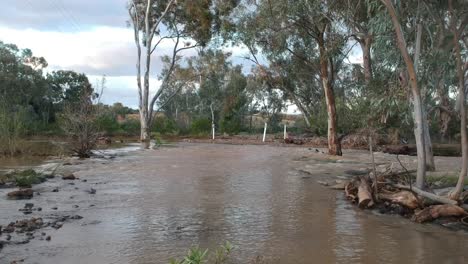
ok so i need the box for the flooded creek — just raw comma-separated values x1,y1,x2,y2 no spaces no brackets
0,143,467,263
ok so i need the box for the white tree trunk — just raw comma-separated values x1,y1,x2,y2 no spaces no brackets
263,122,268,143
449,0,467,200
284,124,287,140
382,0,426,188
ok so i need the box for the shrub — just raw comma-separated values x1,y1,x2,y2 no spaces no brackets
0,104,28,155
152,116,179,135
191,118,211,135
120,119,141,136
7,169,47,188
169,241,233,264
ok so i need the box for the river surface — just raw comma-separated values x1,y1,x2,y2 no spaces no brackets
0,143,467,263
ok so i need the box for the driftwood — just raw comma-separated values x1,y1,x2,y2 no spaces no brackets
379,191,420,209
412,204,467,223
392,184,458,206
358,176,374,208
345,181,357,201
383,145,413,155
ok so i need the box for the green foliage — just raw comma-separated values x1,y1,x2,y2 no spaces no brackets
152,116,180,135
96,112,121,136
169,241,233,264
6,169,46,188
119,119,141,136
0,103,29,155
191,118,212,135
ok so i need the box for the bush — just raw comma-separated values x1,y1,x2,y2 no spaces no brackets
96,112,120,136
152,116,179,135
191,118,211,135
120,119,141,136
169,241,233,264
5,169,47,188
0,104,28,155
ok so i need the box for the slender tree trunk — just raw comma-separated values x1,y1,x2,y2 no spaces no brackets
449,0,467,200
318,32,342,156
436,79,452,142
291,95,312,128
359,36,373,84
382,0,426,188
422,105,435,170
413,22,435,171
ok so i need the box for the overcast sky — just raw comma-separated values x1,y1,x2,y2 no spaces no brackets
0,0,242,108
0,0,362,112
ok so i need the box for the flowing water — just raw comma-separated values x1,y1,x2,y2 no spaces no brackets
0,143,467,264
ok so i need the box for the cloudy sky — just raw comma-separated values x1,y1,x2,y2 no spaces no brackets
0,0,244,108
0,0,362,111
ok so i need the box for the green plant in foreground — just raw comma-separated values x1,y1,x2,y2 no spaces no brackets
11,169,46,187
169,241,234,264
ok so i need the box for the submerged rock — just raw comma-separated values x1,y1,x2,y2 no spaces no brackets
86,188,96,194
62,173,76,180
7,189,33,200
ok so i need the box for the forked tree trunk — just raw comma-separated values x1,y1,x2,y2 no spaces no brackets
382,0,426,189
448,0,467,200
318,31,342,156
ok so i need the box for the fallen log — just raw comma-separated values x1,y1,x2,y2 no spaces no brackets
379,190,420,209
392,184,458,206
345,181,357,201
412,204,467,223
358,176,374,208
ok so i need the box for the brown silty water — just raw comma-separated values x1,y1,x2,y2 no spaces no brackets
0,143,467,263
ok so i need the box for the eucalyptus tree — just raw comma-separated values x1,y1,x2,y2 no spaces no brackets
195,49,232,131
448,0,468,200
128,0,216,148
380,0,428,188
234,0,348,155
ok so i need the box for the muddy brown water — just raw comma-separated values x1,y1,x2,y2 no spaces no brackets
0,143,467,264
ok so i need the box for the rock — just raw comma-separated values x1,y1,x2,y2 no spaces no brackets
45,174,55,179
7,189,33,200
46,235,51,241
24,203,34,209
3,225,15,233
73,205,79,208
86,188,96,194
51,207,58,210
63,162,72,166
52,188,59,192
82,179,88,182
70,215,83,220
52,222,63,229
62,173,76,180
317,181,329,186
6,234,11,241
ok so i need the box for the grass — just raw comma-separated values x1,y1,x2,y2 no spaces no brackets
0,169,47,188
169,242,233,264
427,174,468,188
